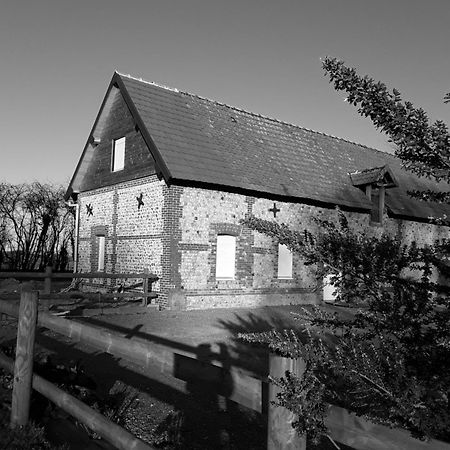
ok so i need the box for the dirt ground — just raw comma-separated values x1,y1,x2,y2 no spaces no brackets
0,279,352,449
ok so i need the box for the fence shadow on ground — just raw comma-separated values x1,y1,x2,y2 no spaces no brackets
1,322,266,449
77,307,306,378
1,301,317,448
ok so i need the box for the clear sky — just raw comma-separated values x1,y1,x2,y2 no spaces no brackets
0,0,449,185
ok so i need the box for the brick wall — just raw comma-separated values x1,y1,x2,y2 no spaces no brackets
176,188,325,309
77,176,448,310
78,175,165,300
174,185,448,310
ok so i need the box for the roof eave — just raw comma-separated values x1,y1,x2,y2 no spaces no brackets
169,177,373,213
65,76,119,200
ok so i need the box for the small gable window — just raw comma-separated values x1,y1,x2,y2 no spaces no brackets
97,235,105,271
277,244,293,279
111,137,126,172
216,235,236,279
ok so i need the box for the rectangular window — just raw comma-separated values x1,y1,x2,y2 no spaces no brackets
97,236,105,271
216,235,236,279
277,244,293,279
323,274,339,302
111,137,125,172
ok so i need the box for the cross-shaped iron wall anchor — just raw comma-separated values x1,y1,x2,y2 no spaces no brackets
136,193,144,210
86,204,93,217
269,202,280,218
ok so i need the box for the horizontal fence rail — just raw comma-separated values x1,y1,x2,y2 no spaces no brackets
0,271,158,280
324,405,450,450
38,291,158,300
0,351,154,450
1,294,449,450
0,267,159,305
0,299,262,412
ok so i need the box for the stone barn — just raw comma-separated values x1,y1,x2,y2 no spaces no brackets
66,72,450,309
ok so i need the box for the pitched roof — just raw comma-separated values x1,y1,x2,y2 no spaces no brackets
68,72,450,222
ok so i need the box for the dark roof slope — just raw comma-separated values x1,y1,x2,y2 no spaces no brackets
68,72,450,221
116,73,450,221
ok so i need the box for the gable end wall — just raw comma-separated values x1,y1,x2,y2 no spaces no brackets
77,175,167,303
79,90,157,192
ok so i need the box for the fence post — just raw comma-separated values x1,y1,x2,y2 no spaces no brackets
142,268,149,306
10,287,39,428
267,354,307,450
44,266,52,294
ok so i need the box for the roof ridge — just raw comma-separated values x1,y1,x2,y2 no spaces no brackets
117,71,180,93
117,71,391,157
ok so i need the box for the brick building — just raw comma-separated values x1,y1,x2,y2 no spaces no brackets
66,72,450,309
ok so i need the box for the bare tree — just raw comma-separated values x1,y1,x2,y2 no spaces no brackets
0,182,74,271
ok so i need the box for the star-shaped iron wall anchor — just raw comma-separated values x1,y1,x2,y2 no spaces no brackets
269,202,280,218
136,193,144,210
86,203,93,217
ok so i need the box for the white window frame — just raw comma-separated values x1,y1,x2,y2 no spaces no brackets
277,243,293,279
216,235,236,279
111,137,126,172
97,235,105,271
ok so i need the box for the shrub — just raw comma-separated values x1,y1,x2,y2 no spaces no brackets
241,210,450,443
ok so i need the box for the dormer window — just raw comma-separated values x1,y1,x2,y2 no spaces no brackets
349,165,398,225
112,137,126,172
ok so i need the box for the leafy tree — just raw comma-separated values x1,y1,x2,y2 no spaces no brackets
322,57,450,205
241,60,450,444
0,182,74,271
243,211,450,443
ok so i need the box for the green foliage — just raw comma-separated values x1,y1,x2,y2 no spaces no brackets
0,421,68,450
0,368,67,450
273,367,327,445
0,354,134,447
241,56,450,444
242,211,450,442
322,57,450,204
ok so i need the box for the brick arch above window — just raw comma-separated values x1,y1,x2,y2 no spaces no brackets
209,222,242,237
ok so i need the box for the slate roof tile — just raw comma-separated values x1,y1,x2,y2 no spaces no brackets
117,73,450,221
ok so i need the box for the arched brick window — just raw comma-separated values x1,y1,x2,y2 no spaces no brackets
216,235,236,279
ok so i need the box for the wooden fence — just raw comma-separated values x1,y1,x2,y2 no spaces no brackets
0,287,154,450
0,267,158,306
0,290,449,450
